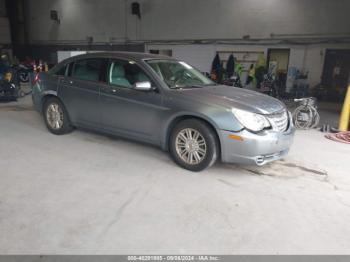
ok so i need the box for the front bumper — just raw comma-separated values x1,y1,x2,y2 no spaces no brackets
219,123,295,166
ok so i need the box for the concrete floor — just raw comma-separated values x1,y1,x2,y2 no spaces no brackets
0,95,350,255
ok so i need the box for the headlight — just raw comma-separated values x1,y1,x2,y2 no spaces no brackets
231,108,271,132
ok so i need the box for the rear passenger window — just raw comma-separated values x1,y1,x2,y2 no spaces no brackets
72,59,107,82
54,64,67,76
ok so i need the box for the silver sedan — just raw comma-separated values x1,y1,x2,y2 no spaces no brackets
32,52,295,171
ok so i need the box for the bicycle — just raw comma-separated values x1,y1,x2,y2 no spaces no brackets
292,97,320,129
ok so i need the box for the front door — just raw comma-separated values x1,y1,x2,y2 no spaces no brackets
100,59,164,144
58,58,108,127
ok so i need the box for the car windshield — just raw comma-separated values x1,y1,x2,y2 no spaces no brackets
145,59,214,89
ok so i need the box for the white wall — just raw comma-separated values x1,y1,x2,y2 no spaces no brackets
25,0,350,43
146,43,350,87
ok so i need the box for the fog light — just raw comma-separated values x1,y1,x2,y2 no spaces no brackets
255,156,265,165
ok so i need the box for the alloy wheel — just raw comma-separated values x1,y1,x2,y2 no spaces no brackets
46,103,64,130
175,128,207,165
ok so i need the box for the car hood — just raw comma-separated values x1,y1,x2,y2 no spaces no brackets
174,85,285,114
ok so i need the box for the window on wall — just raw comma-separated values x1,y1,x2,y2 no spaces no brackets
149,49,173,57
109,60,152,88
71,58,107,82
267,49,290,74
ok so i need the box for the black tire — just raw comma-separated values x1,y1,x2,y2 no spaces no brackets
43,97,73,135
19,72,29,83
169,119,219,172
18,90,26,98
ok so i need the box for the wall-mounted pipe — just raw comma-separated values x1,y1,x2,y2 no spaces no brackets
271,32,350,39
29,36,350,46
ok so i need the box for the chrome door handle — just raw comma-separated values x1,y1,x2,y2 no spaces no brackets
112,89,117,93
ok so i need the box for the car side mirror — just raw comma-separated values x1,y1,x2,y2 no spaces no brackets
134,81,153,91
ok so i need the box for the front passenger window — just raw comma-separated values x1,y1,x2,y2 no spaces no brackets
109,61,132,88
109,60,152,88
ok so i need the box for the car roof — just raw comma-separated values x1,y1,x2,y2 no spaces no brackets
62,51,174,63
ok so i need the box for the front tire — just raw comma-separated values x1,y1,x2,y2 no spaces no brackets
169,119,219,172
43,97,73,135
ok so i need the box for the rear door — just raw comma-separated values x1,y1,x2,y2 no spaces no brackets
58,58,108,127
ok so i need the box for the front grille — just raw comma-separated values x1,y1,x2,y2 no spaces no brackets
267,110,288,132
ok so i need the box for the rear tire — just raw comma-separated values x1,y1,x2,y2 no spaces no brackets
169,119,219,172
43,97,73,135
19,72,29,83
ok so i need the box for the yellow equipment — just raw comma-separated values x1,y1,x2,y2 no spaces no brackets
4,72,12,82
338,85,350,131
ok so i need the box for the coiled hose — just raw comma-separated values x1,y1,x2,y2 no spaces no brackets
325,132,350,144
292,105,320,129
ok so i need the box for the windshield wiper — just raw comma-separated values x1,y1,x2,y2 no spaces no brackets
190,83,217,88
171,84,214,89
170,85,202,89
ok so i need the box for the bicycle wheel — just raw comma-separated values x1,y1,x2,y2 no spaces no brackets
293,105,313,129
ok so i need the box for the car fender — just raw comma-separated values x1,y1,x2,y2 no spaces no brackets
160,110,233,151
